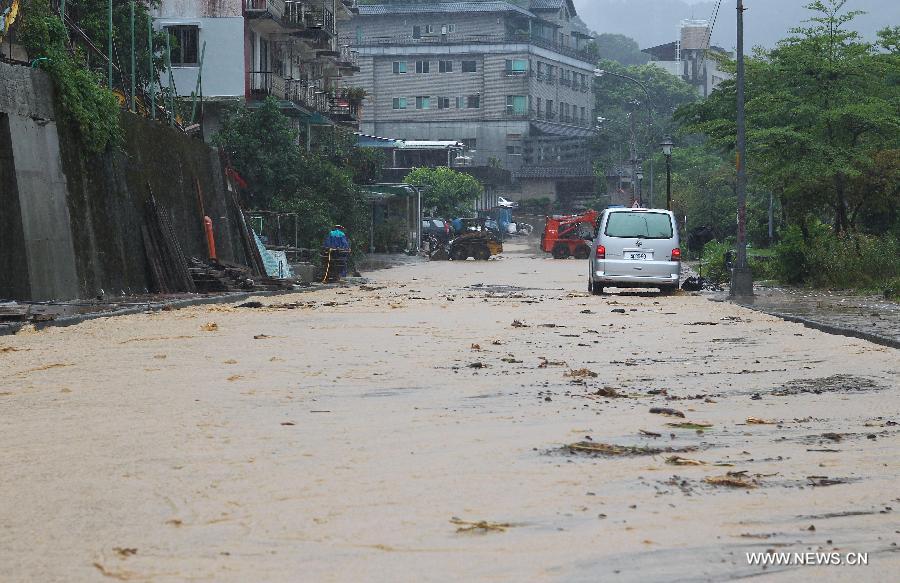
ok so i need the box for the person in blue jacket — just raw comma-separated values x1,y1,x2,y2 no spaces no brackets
322,225,351,278
324,225,350,251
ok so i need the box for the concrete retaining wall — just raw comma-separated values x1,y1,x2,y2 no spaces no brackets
0,61,253,300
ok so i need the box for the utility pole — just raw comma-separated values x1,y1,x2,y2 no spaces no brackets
730,0,753,297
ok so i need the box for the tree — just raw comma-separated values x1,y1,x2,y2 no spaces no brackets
213,98,372,249
403,167,484,217
594,33,649,66
676,0,900,235
591,58,699,193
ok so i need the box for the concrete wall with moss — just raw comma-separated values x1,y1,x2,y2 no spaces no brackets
0,61,252,301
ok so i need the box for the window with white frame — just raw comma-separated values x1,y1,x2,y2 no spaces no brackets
416,60,430,73
392,61,407,74
415,96,431,109
439,60,453,73
392,97,407,110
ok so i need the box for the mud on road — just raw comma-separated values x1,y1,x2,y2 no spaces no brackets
1,245,898,581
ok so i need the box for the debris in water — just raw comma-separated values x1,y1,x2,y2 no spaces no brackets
200,322,219,331
822,432,843,441
113,547,137,558
704,473,758,488
468,362,487,369
253,334,272,339
511,320,528,328
566,368,598,378
538,357,567,368
649,407,685,418
595,387,627,398
807,476,846,487
471,343,481,350
450,518,514,533
640,429,662,438
746,417,777,424
666,456,706,466
666,422,713,430
237,301,264,308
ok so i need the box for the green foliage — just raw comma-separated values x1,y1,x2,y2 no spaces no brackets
593,33,649,66
213,99,371,249
19,0,122,153
773,223,900,289
700,240,733,284
404,166,484,217
591,59,699,181
676,0,900,236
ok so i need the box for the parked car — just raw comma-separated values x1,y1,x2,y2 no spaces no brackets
587,208,681,295
422,218,451,243
497,196,519,208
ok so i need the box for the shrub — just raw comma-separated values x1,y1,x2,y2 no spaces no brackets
699,240,733,284
774,222,900,290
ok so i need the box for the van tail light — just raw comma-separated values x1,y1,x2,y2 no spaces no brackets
671,247,681,261
596,245,606,259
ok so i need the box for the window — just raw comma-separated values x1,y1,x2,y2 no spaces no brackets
506,145,522,155
581,106,586,122
415,96,431,109
416,60,430,73
462,138,476,151
537,62,543,74
446,23,456,33
439,60,453,73
167,25,199,66
425,24,435,34
504,59,528,75
466,94,480,108
412,26,421,39
605,212,674,239
392,97,407,110
506,95,526,115
438,96,451,109
546,99,553,118
536,97,542,113
392,61,407,74
461,60,477,73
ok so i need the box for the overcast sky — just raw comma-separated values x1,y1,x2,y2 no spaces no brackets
572,0,899,51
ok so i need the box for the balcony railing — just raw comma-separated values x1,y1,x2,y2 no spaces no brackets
244,0,285,20
339,45,359,68
503,108,529,119
500,69,529,78
304,3,335,32
347,32,596,62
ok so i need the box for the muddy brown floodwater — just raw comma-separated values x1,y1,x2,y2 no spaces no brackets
1,244,898,582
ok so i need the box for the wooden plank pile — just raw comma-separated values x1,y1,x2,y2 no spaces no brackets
189,258,293,293
141,192,197,294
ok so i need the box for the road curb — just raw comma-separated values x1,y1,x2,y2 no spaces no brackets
731,301,900,350
0,280,365,337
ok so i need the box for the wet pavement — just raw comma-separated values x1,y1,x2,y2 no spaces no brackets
1,244,898,581
728,286,900,348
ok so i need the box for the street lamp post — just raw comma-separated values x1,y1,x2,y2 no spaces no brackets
595,69,654,205
636,167,644,206
661,136,674,211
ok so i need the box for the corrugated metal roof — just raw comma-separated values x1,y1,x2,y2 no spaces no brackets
358,2,535,18
514,164,594,179
529,0,565,9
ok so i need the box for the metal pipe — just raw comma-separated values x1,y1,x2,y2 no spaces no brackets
130,1,135,112
149,14,155,120
107,0,113,88
165,30,174,126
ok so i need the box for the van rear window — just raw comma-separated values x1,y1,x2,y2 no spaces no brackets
605,212,673,239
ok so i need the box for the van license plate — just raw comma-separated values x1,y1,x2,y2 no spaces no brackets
626,252,651,260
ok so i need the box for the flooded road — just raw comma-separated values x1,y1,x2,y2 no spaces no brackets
1,245,898,581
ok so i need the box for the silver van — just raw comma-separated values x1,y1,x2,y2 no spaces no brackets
588,208,681,295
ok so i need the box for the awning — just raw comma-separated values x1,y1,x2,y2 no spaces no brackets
530,121,596,139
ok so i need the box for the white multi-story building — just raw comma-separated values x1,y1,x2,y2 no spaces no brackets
642,19,732,98
346,0,599,204
154,0,360,139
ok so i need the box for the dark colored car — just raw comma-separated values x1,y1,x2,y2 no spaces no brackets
422,218,451,244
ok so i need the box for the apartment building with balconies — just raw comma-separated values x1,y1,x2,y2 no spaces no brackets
345,0,598,203
154,0,360,140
